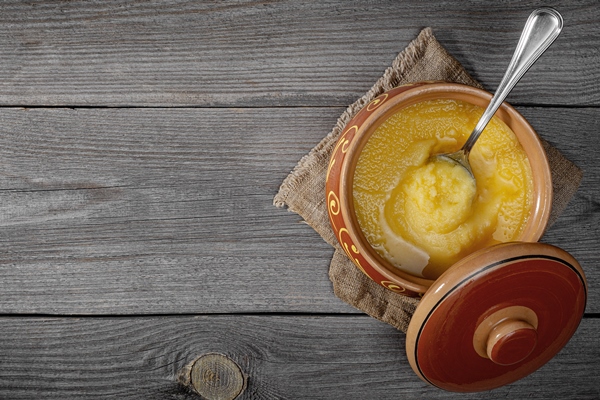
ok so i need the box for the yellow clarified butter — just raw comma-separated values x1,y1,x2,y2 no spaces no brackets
353,99,533,280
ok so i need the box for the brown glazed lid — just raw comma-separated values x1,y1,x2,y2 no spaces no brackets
405,242,587,392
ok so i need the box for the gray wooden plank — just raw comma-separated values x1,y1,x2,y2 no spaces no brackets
0,106,346,314
0,0,598,107
0,106,597,314
0,315,597,399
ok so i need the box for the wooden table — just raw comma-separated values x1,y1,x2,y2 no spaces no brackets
0,1,598,399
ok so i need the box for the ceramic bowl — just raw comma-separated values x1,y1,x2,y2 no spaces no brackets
325,82,553,297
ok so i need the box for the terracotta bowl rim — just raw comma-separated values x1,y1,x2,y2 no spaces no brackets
337,82,553,293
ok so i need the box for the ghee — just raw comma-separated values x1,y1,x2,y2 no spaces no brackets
353,99,533,280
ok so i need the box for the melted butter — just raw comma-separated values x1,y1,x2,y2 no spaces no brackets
353,99,533,280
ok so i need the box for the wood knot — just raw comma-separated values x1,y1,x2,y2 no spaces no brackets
188,353,246,400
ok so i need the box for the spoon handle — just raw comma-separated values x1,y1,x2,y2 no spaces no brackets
462,7,563,155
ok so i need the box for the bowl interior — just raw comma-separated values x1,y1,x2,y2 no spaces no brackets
340,83,552,292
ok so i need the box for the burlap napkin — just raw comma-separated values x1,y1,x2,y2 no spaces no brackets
274,28,582,333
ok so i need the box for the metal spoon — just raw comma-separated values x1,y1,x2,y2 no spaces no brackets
432,7,563,177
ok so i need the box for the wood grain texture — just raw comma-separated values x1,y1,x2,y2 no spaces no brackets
0,1,597,398
0,107,343,314
0,0,598,107
0,315,597,399
0,106,597,314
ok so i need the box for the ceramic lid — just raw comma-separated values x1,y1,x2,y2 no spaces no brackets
405,242,587,392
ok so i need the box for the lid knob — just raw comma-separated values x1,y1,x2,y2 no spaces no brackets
486,319,537,365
